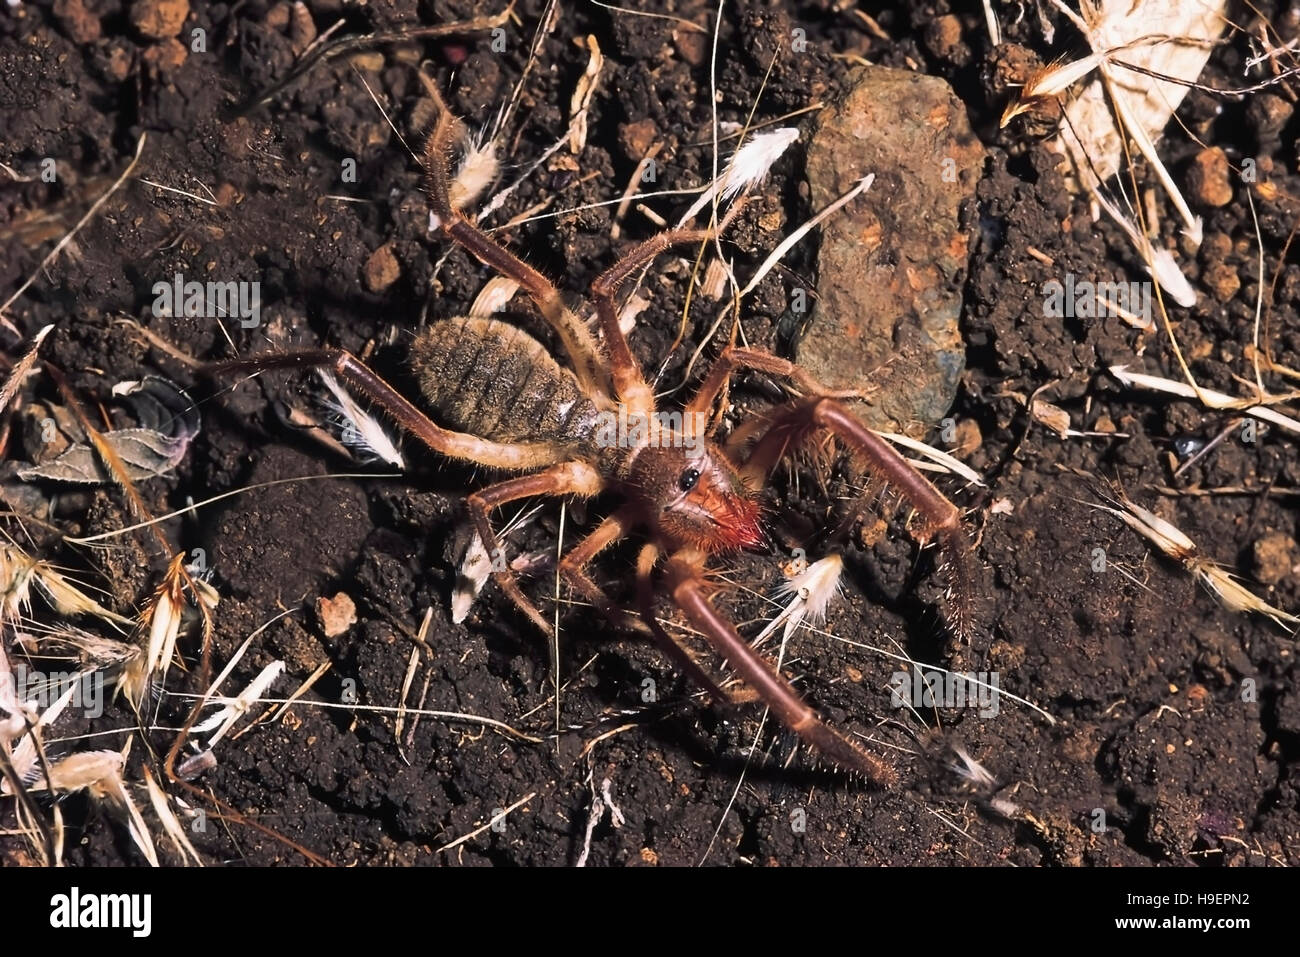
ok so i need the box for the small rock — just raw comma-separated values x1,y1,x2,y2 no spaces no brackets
53,0,100,44
98,42,134,82
924,14,967,65
618,119,657,161
1186,147,1233,208
130,0,189,39
1199,231,1231,263
951,417,981,457
141,37,187,72
800,66,983,433
214,182,239,207
315,592,358,638
673,28,707,67
1246,93,1293,142
1201,260,1240,303
364,242,401,292
1252,532,1297,586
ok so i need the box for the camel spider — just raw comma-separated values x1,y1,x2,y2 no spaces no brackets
210,101,975,786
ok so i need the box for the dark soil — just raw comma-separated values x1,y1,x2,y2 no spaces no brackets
2,0,1298,866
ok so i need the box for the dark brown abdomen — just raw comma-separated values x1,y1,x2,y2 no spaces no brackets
410,317,602,447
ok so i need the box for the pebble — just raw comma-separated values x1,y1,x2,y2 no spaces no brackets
1252,532,1297,586
141,37,187,72
1246,93,1293,141
618,119,657,161
1201,260,1240,303
53,0,100,44
130,0,189,39
924,14,967,65
364,242,401,293
1186,147,1233,208
952,417,982,457
315,592,358,638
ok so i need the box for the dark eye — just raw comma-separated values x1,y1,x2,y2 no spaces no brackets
678,468,700,492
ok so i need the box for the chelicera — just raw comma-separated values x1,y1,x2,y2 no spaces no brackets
210,98,975,787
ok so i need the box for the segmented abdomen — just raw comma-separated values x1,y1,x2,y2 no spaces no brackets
409,317,602,447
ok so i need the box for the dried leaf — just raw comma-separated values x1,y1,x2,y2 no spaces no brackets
1053,0,1225,239
18,376,200,484
19,429,188,483
1031,398,1073,438
111,375,201,436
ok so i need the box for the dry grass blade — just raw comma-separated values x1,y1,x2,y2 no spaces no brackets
1042,0,1227,244
567,35,604,154
875,432,987,487
1110,366,1300,436
317,371,406,468
436,790,536,854
142,765,203,865
120,553,219,708
19,742,158,864
192,660,285,746
245,6,515,110
1090,489,1299,628
0,324,52,413
0,638,26,741
0,541,134,627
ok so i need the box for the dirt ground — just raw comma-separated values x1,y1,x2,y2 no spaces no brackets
1,0,1298,866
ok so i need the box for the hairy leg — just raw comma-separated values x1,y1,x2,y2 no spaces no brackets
421,101,610,400
740,396,975,642
465,461,605,636
589,227,714,416
635,543,738,706
553,514,737,704
686,346,866,427
555,509,644,633
662,547,898,785
588,199,746,415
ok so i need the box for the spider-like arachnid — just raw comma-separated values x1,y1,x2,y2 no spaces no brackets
211,99,975,786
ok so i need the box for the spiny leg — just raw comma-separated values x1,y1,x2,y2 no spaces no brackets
588,198,748,414
687,346,867,426
421,101,609,399
553,516,735,703
466,461,605,635
741,396,975,643
207,349,571,471
589,226,718,415
636,543,738,707
662,547,898,785
555,508,646,634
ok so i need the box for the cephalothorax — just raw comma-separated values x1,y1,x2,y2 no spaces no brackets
213,100,974,786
